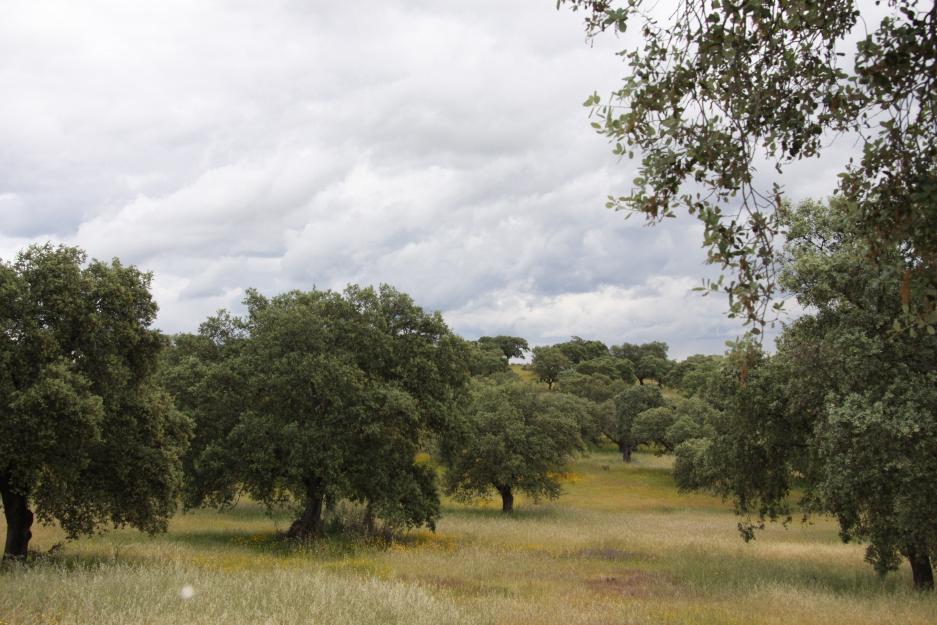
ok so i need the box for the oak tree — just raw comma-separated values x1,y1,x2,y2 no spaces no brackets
0,244,191,559
441,381,586,513
674,201,937,589
530,346,572,389
601,384,665,461
164,285,468,539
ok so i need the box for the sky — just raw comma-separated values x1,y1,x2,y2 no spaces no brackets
0,0,851,359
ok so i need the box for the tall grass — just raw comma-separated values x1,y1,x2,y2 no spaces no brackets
0,561,488,625
3,450,936,625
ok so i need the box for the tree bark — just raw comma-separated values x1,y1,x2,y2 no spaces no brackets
495,484,514,513
287,479,325,540
1,476,33,560
618,441,633,463
363,502,375,534
907,547,935,591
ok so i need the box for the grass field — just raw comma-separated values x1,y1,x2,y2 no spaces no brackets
3,450,936,625
509,363,540,385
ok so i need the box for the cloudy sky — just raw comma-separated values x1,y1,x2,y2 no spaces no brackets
0,0,849,358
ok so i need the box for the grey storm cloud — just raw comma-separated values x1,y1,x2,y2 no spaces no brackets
0,0,834,358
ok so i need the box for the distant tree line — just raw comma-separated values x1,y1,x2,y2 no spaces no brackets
2,211,935,590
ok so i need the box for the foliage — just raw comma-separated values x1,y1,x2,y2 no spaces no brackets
665,415,703,448
464,340,511,376
562,0,937,331
816,376,937,579
440,380,586,512
661,396,720,451
530,346,572,388
632,406,677,452
575,355,636,382
673,438,716,492
677,340,797,531
635,355,672,386
163,285,469,538
600,384,665,461
0,244,192,558
552,336,609,364
667,354,724,397
555,370,629,404
477,335,530,361
554,370,630,446
611,341,667,363
675,201,937,588
611,342,670,384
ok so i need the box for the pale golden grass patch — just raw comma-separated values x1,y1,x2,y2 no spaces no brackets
0,561,489,625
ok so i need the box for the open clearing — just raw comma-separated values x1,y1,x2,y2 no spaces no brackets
3,450,935,625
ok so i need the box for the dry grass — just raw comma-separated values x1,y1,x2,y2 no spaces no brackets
3,449,936,625
509,364,542,385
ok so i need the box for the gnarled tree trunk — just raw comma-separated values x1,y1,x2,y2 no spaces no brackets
287,479,325,540
1,476,33,560
495,484,514,513
907,546,935,591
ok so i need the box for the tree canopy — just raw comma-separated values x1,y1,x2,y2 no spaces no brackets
575,355,636,383
553,336,609,364
556,370,629,405
477,335,530,361
464,340,511,376
163,285,469,538
633,397,718,453
667,354,723,397
611,342,670,384
530,346,572,388
563,0,937,332
673,200,937,589
600,384,665,461
0,244,191,559
554,370,631,446
440,380,587,513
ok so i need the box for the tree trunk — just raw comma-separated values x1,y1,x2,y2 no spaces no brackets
907,547,935,591
618,441,633,463
637,377,645,385
363,502,375,534
495,484,514,513
287,479,324,540
1,477,33,560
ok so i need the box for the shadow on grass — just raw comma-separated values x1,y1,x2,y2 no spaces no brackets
168,529,287,552
441,505,562,521
169,526,399,560
670,545,917,597
176,502,291,523
4,551,158,573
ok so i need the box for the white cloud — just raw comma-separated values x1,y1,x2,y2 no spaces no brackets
0,0,794,358
445,276,745,359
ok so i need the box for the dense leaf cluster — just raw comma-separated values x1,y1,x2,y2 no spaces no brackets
673,201,937,589
0,245,191,559
162,285,470,537
439,380,588,512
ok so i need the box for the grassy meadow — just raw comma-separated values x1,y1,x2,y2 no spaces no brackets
3,449,936,625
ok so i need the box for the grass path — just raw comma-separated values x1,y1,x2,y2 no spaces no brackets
3,450,936,625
